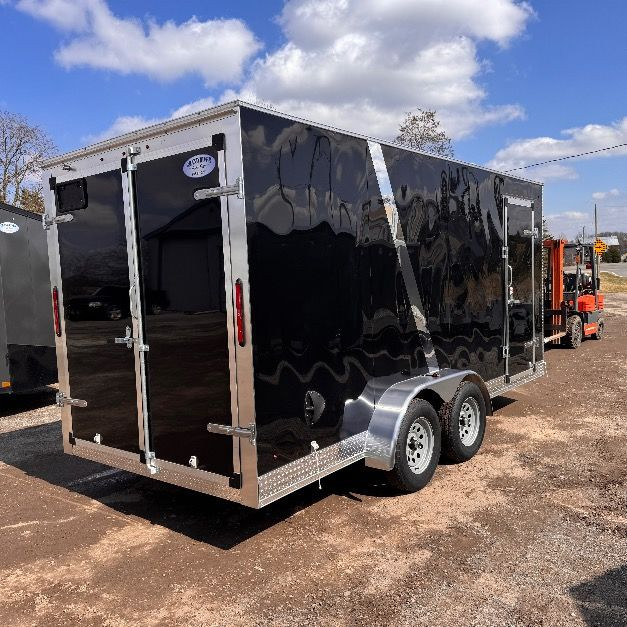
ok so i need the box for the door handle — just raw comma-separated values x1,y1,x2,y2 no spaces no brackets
114,326,150,352
508,265,513,286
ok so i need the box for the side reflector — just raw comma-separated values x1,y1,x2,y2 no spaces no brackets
1,381,10,389
235,279,245,346
52,286,62,337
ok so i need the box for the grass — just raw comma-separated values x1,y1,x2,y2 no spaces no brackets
600,271,627,293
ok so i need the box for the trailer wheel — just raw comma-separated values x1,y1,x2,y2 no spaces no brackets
439,382,486,463
387,399,441,492
562,315,582,348
592,318,605,340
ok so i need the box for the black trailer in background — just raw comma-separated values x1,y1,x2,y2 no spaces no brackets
43,101,545,508
0,202,57,394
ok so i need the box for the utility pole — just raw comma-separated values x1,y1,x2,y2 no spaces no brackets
594,204,599,308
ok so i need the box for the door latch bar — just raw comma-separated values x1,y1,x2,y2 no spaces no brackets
56,391,87,408
206,422,256,445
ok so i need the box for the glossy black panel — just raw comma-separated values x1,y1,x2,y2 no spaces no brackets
381,146,543,381
134,148,233,475
7,344,57,391
57,171,139,452
241,109,428,474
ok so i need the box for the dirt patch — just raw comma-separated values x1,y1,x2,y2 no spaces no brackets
0,297,626,626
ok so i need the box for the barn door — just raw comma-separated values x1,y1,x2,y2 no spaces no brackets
130,143,238,477
503,196,537,380
53,170,142,453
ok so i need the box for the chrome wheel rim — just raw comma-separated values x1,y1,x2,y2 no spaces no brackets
405,417,434,475
459,397,480,446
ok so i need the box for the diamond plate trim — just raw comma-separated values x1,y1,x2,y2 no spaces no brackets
258,432,367,507
72,440,241,503
486,360,547,398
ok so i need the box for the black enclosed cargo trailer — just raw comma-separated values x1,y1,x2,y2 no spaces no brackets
43,102,545,507
0,202,57,394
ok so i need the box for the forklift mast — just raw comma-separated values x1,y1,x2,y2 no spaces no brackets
543,238,605,346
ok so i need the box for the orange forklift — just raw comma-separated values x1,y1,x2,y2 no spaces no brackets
544,239,605,348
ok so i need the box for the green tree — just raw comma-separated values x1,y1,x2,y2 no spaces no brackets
396,109,454,157
601,247,620,263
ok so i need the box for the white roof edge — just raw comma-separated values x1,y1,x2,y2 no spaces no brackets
43,99,543,186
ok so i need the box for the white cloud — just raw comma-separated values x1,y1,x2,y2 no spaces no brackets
592,188,620,200
15,0,261,85
487,118,627,180
547,207,627,239
83,96,222,144
81,0,533,146
230,0,532,140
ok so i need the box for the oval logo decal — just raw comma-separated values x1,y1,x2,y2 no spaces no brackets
0,221,19,234
182,154,216,178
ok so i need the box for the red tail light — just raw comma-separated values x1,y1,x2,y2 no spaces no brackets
52,286,62,337
235,279,245,346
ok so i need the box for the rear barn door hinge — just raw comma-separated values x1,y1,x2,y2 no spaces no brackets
193,176,244,201
502,346,510,358
43,214,73,230
501,246,508,259
56,391,87,408
206,422,256,445
523,227,539,238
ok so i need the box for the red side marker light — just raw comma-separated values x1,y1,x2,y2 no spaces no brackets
235,279,245,346
52,286,62,337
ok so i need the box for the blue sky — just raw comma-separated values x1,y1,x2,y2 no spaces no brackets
1,0,626,237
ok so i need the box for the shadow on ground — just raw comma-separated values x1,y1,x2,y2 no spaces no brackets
570,565,627,626
0,387,57,418
0,391,521,550
0,415,390,550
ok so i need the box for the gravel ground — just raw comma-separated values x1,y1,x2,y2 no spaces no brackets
0,295,626,626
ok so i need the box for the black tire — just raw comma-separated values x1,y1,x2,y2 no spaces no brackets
387,399,441,492
562,314,582,348
592,318,605,340
439,381,487,463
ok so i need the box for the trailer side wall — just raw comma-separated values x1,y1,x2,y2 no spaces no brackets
0,204,57,391
380,146,543,382
241,108,433,474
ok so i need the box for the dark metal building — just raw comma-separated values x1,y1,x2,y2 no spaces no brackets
0,202,57,394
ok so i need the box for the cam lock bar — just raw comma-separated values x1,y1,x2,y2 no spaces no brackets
206,422,256,445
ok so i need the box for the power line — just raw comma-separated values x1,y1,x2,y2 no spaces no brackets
503,142,627,172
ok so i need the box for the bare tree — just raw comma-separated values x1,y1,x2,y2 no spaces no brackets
0,111,55,208
396,108,454,158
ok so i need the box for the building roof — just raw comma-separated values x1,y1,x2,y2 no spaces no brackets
581,235,620,246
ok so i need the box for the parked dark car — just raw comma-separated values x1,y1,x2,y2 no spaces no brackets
66,286,166,321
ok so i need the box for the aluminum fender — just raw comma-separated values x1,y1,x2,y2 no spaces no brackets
364,369,488,471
